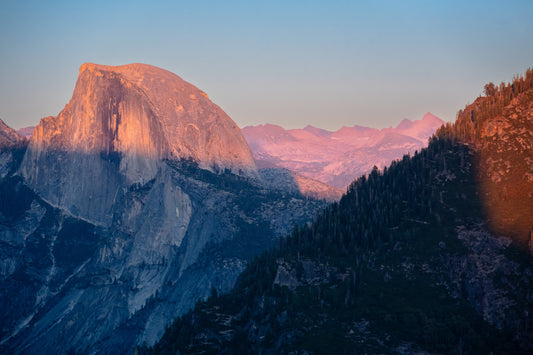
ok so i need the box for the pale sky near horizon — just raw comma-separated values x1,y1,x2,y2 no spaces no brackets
1,0,532,131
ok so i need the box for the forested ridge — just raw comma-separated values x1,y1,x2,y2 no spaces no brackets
438,68,533,241
140,69,533,354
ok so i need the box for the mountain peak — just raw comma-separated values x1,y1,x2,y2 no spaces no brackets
20,63,257,224
29,63,255,176
396,118,414,130
421,112,444,124
303,125,332,137
0,118,24,149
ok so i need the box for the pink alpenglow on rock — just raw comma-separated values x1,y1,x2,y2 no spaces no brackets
26,63,257,176
20,63,258,224
0,118,24,149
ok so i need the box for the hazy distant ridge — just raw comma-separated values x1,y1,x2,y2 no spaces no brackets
242,113,445,188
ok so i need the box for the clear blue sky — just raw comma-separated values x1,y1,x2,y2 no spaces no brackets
1,0,532,130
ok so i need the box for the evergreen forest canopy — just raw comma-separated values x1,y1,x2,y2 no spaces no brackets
141,68,533,354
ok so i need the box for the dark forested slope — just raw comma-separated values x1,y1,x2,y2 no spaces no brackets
143,69,533,354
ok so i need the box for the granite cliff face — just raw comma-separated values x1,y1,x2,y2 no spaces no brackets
31,63,255,172
20,63,257,225
0,64,328,354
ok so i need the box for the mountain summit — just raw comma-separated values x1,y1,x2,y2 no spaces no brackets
0,118,24,149
20,63,257,224
25,63,256,177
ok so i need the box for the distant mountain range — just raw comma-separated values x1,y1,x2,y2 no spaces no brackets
242,113,445,188
16,126,34,138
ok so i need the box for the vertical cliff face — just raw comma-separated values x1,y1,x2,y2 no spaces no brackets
1,64,329,354
242,113,444,188
20,63,257,225
26,63,257,169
